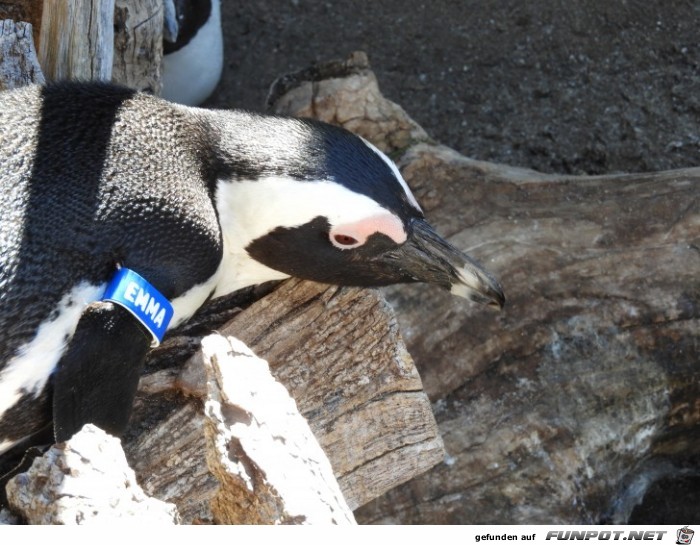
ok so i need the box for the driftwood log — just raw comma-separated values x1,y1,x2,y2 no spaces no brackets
269,52,700,524
126,280,444,523
198,334,354,525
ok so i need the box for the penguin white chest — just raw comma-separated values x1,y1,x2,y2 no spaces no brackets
0,272,223,455
0,283,104,453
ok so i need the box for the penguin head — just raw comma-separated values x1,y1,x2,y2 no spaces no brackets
214,116,504,308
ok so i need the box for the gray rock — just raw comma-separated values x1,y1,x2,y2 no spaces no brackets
6,424,179,524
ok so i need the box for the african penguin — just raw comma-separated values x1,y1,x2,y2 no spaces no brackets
0,82,503,481
162,0,223,105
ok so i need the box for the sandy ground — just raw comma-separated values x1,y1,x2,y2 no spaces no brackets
208,0,700,176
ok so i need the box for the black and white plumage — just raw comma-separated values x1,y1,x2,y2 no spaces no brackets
0,82,503,473
162,0,223,105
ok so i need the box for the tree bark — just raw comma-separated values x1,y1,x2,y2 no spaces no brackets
128,333,356,524
0,19,43,89
37,0,114,82
112,0,162,94
269,52,700,524
221,279,446,508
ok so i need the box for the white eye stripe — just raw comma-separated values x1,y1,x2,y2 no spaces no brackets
359,137,423,213
216,177,405,249
213,176,411,295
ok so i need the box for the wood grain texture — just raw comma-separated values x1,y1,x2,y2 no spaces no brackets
126,403,219,524
129,334,356,524
222,279,445,509
125,280,444,521
112,0,162,94
269,53,700,524
38,0,114,81
202,335,355,524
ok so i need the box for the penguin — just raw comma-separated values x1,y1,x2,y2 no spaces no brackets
161,0,223,105
0,82,504,478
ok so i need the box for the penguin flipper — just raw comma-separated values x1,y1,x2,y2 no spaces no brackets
52,301,151,443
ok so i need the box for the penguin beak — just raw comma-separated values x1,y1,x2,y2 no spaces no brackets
388,219,505,309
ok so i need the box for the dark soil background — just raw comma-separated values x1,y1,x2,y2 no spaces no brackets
208,0,700,176
206,0,699,523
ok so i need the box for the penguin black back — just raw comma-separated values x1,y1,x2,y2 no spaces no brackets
0,83,226,455
0,82,503,483
0,83,221,363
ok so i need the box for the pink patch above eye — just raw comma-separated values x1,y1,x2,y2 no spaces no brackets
330,213,407,249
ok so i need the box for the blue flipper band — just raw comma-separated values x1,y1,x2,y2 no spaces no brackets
102,268,174,346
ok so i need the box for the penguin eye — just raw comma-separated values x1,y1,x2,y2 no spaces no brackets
333,234,359,246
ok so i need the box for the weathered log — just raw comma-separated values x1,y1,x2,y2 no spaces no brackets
268,50,428,155
2,332,356,525
0,19,43,89
365,151,698,524
270,53,700,524
112,0,162,94
221,279,445,508
6,424,179,524
126,279,444,521
129,334,355,524
37,0,114,81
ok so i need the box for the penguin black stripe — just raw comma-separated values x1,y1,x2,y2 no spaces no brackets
0,82,503,468
211,114,421,218
0,83,225,453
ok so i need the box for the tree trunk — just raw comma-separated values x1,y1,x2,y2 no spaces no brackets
37,0,114,81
